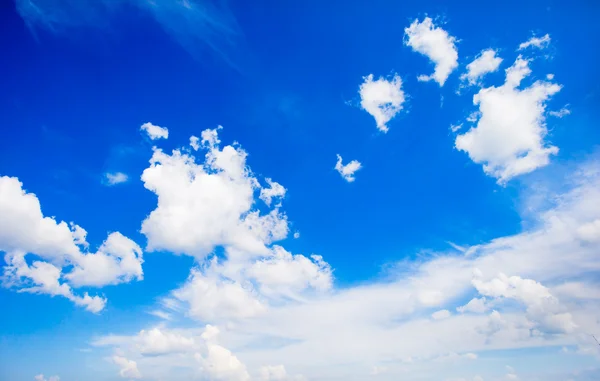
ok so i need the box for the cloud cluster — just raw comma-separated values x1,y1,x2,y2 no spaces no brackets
0,176,143,312
93,132,600,380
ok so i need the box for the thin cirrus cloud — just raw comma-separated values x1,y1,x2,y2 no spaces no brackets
404,17,459,86
14,0,240,65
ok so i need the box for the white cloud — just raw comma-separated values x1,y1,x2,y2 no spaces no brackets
461,49,503,86
34,374,59,381
549,107,571,118
0,176,142,312
450,124,462,133
432,309,451,320
518,34,551,50
136,327,195,356
88,137,600,381
172,264,267,322
457,297,489,314
64,232,143,287
247,246,332,299
358,73,405,132
293,232,300,239
104,172,128,186
404,17,459,86
260,179,286,207
140,126,288,259
335,154,362,182
113,355,142,379
472,273,577,334
455,56,561,183
190,135,200,150
141,122,169,140
577,219,600,242
197,326,250,381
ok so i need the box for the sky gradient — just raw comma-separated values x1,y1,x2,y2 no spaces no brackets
1,1,600,381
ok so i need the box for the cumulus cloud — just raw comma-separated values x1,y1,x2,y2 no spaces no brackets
136,328,195,356
113,355,142,379
0,176,142,312
358,73,405,132
196,325,251,381
518,34,551,50
104,172,128,185
404,17,459,86
335,154,362,182
461,49,503,86
140,126,288,259
455,56,561,183
141,122,169,140
247,246,332,299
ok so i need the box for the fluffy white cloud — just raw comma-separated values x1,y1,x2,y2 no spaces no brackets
259,179,286,207
172,264,267,322
0,176,142,312
113,355,142,379
518,34,551,50
136,327,196,356
64,232,143,287
141,122,169,140
197,325,251,381
104,172,128,185
432,309,451,320
472,272,577,334
358,73,405,132
34,375,59,381
404,17,459,86
247,246,332,299
335,154,361,182
141,126,288,259
457,297,488,314
461,49,502,86
455,56,561,183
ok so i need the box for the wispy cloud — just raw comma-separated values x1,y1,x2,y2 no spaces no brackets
104,171,128,186
14,0,240,66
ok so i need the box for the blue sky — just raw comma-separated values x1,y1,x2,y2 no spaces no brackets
1,0,600,380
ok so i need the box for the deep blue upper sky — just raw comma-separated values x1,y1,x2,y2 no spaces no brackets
1,1,599,381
